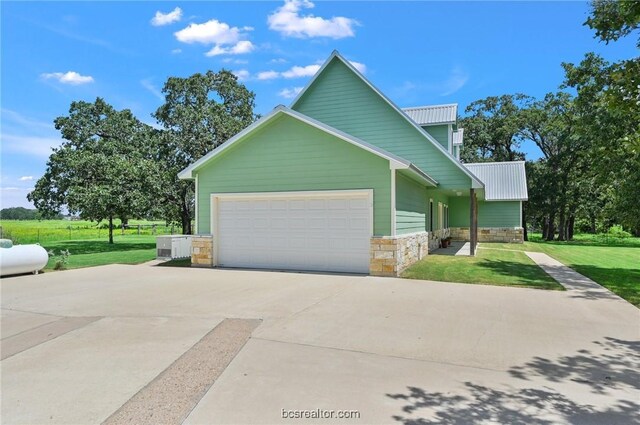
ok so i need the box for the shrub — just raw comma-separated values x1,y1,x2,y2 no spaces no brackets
606,225,632,239
48,249,71,270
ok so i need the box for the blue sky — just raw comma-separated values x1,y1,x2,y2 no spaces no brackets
1,1,636,208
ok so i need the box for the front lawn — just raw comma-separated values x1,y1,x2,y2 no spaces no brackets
42,236,157,271
484,236,640,306
402,248,562,290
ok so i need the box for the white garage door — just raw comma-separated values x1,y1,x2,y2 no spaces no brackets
215,190,372,273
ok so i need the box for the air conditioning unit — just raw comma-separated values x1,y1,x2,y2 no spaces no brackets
156,235,192,260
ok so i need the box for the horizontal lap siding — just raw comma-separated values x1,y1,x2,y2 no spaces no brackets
195,115,392,235
478,201,521,227
293,59,471,190
396,173,426,235
423,125,449,151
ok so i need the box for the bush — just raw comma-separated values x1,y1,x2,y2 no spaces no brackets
606,225,632,239
48,249,71,270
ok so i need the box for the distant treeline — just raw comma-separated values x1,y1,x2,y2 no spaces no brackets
0,207,63,220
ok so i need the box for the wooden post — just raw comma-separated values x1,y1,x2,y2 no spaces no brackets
470,188,477,256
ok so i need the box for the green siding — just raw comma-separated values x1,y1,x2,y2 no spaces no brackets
395,173,426,234
448,198,521,227
195,114,392,235
292,58,472,190
448,197,470,227
479,201,521,227
423,124,449,151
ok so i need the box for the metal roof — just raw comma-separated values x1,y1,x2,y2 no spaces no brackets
402,104,458,125
453,128,464,145
464,161,528,201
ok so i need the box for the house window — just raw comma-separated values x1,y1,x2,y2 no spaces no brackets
429,200,433,231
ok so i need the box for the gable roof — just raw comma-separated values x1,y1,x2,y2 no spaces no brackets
464,161,528,201
402,104,458,126
453,128,464,146
290,51,483,189
178,105,437,187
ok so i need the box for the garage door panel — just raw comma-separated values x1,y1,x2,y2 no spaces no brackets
216,191,371,273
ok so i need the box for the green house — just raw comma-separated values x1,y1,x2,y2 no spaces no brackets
179,51,527,276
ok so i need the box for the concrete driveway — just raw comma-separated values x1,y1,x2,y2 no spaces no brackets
1,264,638,424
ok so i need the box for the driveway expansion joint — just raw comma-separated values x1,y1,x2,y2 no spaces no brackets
102,318,261,425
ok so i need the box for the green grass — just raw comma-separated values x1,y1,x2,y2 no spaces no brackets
42,236,157,271
483,234,640,306
0,219,176,244
403,248,563,290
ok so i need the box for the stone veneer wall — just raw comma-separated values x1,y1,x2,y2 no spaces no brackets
191,235,214,267
370,232,430,277
450,227,524,243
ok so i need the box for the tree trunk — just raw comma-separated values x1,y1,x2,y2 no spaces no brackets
557,211,566,241
108,216,114,244
542,216,549,240
568,215,575,240
546,212,556,241
590,216,597,234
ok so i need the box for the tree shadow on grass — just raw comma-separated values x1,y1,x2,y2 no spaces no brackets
475,258,562,290
41,240,155,255
387,338,640,424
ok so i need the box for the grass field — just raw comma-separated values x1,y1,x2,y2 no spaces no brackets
404,233,639,306
42,236,157,270
0,219,176,244
484,234,640,306
403,248,563,290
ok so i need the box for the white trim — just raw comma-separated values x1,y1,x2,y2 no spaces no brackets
289,51,484,189
194,174,199,234
447,124,453,154
519,201,523,228
210,189,373,200
429,198,434,232
390,168,396,237
178,106,438,183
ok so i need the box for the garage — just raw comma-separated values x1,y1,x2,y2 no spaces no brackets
213,190,373,273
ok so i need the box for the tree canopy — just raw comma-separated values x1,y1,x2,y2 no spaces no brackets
152,69,257,234
28,98,162,243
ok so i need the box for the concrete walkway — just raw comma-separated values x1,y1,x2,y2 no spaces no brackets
525,251,623,301
431,241,471,256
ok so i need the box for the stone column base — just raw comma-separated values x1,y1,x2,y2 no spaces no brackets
191,235,214,267
370,232,429,277
450,227,524,243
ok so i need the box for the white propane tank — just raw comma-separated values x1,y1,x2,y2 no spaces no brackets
0,244,49,277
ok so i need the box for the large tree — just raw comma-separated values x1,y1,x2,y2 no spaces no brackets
153,70,257,234
28,98,161,243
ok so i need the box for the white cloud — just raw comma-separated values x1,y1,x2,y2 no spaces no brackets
278,87,304,99
141,79,164,101
440,67,469,96
269,58,288,64
222,58,249,64
268,0,358,39
151,7,182,26
281,64,320,78
41,71,94,85
175,19,255,57
1,187,20,191
232,69,250,81
175,19,242,44
349,61,366,74
205,40,255,57
257,70,280,80
19,176,34,181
